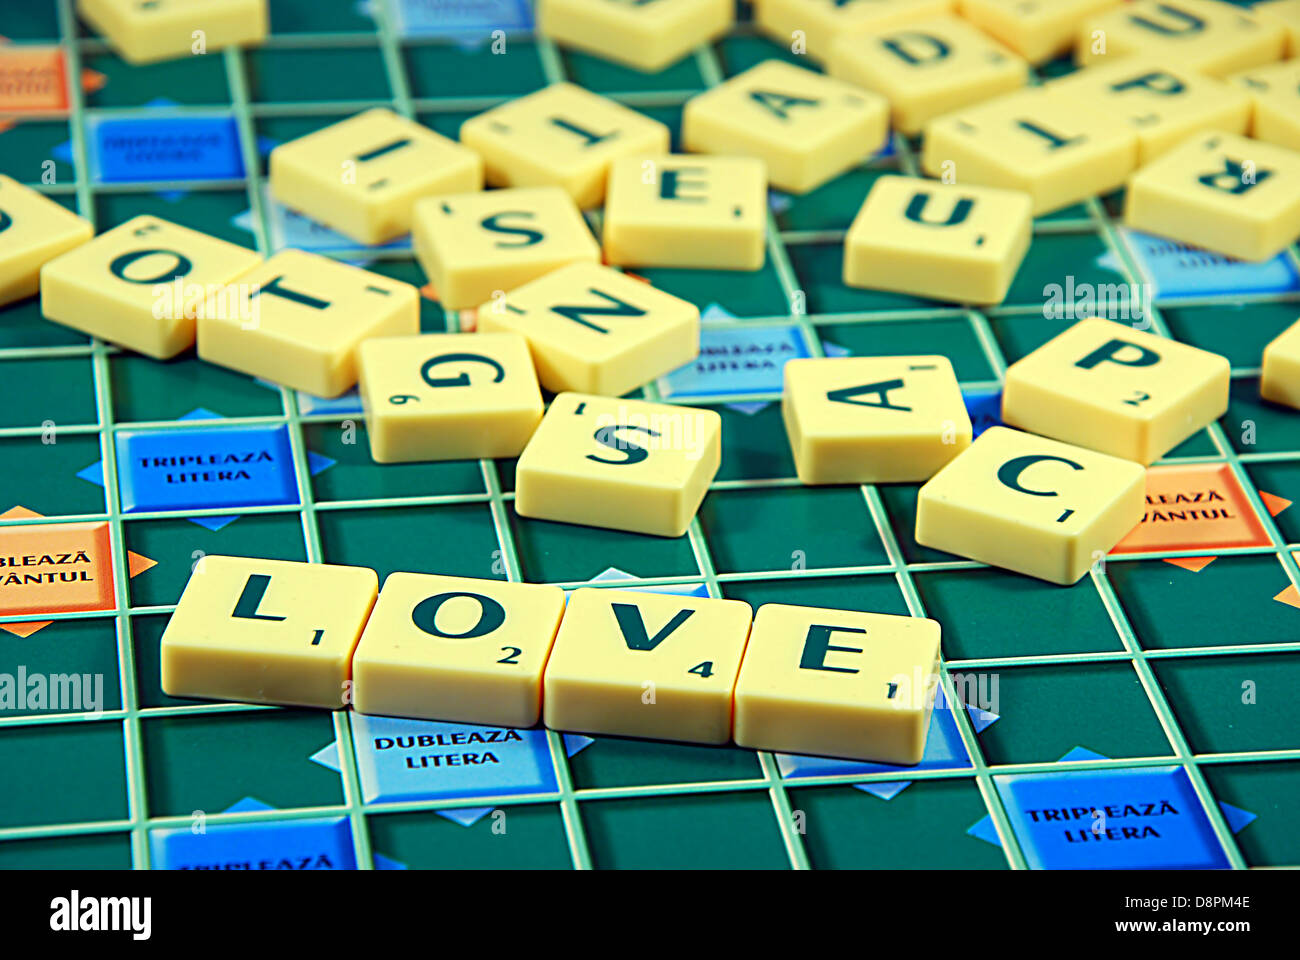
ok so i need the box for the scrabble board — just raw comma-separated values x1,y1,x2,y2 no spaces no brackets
1,0,1299,872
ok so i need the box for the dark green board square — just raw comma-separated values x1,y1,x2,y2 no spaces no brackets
1003,232,1129,307
304,422,484,502
721,573,909,617
109,353,282,422
1201,761,1300,867
508,505,700,583
1151,653,1300,755
1034,202,1094,225
0,433,105,517
699,486,888,574
633,103,685,151
131,614,193,708
269,0,377,32
1109,557,1299,651
317,504,503,582
405,40,547,98
124,514,308,608
0,617,121,717
630,263,790,318
245,47,391,103
986,313,1076,365
788,241,936,313
83,53,230,107
913,568,1122,660
0,291,90,349
567,736,762,789
0,122,76,184
417,110,475,142
711,401,796,481
367,805,573,870
560,48,705,94
0,356,96,429
1163,302,1298,369
1246,461,1300,542
366,259,446,331
94,189,255,247
0,831,133,869
879,483,958,564
1222,378,1300,454
580,790,790,869
883,481,977,564
715,34,810,75
818,318,995,382
255,113,344,175
966,662,1173,765
1036,56,1082,81
2,2,58,38
776,166,894,233
1101,187,1124,218
1160,428,1218,459
140,710,342,817
790,780,1007,870
0,721,127,828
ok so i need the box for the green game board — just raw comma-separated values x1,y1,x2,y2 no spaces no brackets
1,0,1299,871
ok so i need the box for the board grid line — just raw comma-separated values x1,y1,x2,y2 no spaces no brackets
0,1,1296,869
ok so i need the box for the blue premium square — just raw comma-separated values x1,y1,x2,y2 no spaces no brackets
1122,227,1300,300
351,714,558,804
116,424,299,514
658,324,812,399
393,0,533,36
90,115,245,183
994,765,1231,870
150,816,356,870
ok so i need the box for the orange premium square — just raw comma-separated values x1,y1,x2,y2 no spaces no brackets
0,521,116,616
1111,464,1271,555
0,46,69,113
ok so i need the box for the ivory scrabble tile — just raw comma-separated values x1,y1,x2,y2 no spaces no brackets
783,355,972,484
538,0,733,73
1124,131,1300,263
1255,0,1300,54
476,262,700,397
755,0,954,62
1232,60,1300,153
197,249,418,397
843,175,1031,304
1049,57,1251,165
515,392,722,537
1261,319,1300,410
915,426,1146,585
1003,319,1230,465
543,587,753,744
76,0,268,65
733,603,942,764
957,0,1121,63
0,176,91,307
682,59,889,194
459,83,670,208
40,215,259,359
921,87,1139,215
412,186,600,311
357,332,543,463
602,154,767,271
1077,0,1286,78
827,14,1028,136
268,108,483,246
353,573,565,728
161,555,378,709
